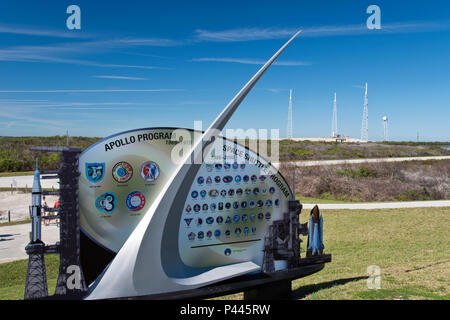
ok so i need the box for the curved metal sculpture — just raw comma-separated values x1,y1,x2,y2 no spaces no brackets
85,30,302,299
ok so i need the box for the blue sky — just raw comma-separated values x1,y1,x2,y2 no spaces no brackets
0,0,449,141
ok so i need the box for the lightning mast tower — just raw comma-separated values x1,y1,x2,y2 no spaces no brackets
361,83,369,142
287,89,293,139
383,116,388,141
331,92,338,138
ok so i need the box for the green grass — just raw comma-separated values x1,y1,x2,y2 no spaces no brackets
0,254,59,300
219,207,450,300
0,219,31,227
338,167,378,179
1,207,449,300
0,171,34,177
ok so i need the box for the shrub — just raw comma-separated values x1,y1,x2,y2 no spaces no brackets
338,167,377,178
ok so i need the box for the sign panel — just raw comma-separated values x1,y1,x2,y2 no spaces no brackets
79,127,292,269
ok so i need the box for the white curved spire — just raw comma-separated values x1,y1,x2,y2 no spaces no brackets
86,30,302,300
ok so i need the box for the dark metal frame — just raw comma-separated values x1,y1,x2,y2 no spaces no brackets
24,146,87,299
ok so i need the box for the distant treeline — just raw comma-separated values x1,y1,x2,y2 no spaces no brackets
0,136,449,173
0,136,101,172
379,141,450,146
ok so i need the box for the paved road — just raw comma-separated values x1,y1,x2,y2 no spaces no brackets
276,155,450,167
301,200,450,210
0,175,59,189
1,156,449,188
0,223,59,264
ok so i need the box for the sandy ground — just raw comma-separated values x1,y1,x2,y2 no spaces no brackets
0,192,58,222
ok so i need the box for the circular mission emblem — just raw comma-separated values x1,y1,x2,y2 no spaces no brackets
140,161,160,182
112,161,133,183
126,191,146,212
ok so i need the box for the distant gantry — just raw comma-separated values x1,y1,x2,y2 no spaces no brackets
286,89,293,139
331,92,338,138
383,116,388,141
361,82,369,142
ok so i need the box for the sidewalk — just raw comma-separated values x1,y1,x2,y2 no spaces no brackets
0,223,59,264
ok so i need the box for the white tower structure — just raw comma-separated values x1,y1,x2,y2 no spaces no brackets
361,83,369,142
331,92,338,138
287,89,293,139
382,116,388,141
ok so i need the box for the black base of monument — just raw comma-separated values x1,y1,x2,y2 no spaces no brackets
120,254,331,300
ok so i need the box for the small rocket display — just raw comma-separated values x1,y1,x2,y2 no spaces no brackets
307,205,324,256
30,159,42,243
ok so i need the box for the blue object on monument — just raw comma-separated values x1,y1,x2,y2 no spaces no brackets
307,212,324,255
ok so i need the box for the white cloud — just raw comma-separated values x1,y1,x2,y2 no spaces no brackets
194,21,450,42
0,24,91,38
189,57,310,66
93,75,147,80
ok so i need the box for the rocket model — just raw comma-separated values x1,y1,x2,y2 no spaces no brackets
30,159,42,243
307,205,324,256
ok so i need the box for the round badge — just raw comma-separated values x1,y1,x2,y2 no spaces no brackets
140,161,160,182
95,192,116,214
125,191,146,212
209,189,219,197
112,161,133,183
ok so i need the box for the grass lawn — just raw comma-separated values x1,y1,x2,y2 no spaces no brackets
0,171,34,178
218,206,450,300
1,207,449,300
0,254,59,300
0,219,31,227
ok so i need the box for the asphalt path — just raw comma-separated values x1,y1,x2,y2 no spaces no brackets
0,223,59,264
276,155,450,167
1,156,449,189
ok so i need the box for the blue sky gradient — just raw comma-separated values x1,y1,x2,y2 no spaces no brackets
0,0,449,141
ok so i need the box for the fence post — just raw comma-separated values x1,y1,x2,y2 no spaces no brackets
8,210,11,223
